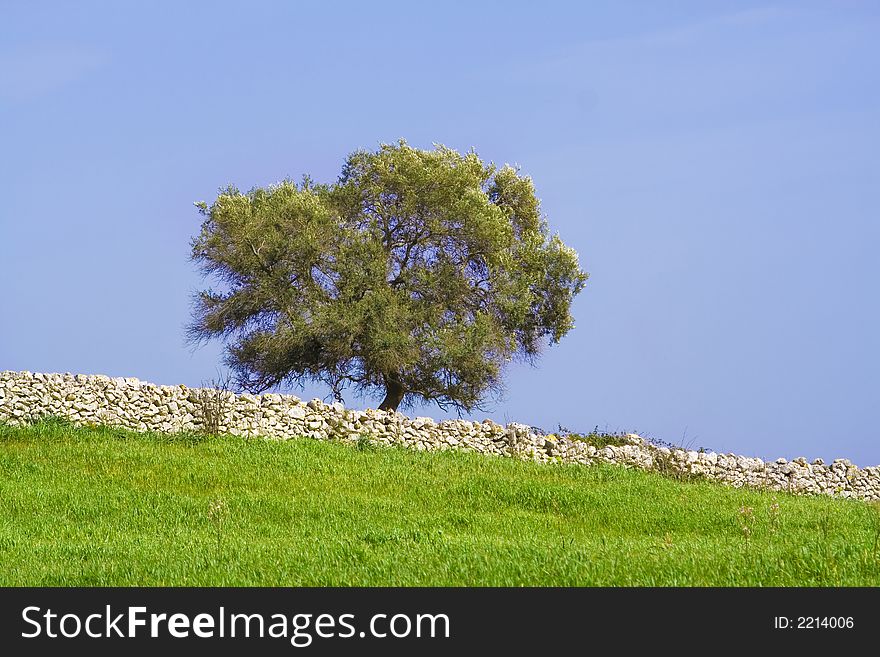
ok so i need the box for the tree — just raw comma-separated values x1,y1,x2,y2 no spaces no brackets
188,140,587,412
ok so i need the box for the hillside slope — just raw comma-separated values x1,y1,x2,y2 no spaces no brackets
1,419,878,586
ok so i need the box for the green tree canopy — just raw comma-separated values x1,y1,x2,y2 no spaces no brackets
189,140,587,412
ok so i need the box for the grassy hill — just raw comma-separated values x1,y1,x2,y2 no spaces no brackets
1,418,878,586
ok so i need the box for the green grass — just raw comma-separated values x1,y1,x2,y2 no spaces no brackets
2,418,879,586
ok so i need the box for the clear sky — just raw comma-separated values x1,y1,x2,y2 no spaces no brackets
2,1,878,465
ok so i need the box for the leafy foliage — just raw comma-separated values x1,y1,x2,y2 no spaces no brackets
189,140,587,411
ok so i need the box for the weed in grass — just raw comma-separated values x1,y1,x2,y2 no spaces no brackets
738,506,754,544
819,513,831,549
870,502,880,559
768,500,781,537
5,414,73,438
207,497,229,562
195,372,234,436
355,434,377,452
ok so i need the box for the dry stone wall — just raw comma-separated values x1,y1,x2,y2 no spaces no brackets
1,371,878,501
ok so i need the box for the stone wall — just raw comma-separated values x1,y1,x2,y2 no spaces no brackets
1,371,878,501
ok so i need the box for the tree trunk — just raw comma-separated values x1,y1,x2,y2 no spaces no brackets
378,377,405,412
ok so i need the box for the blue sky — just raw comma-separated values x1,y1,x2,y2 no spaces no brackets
2,1,878,465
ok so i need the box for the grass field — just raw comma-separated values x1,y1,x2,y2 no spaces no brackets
1,418,879,586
